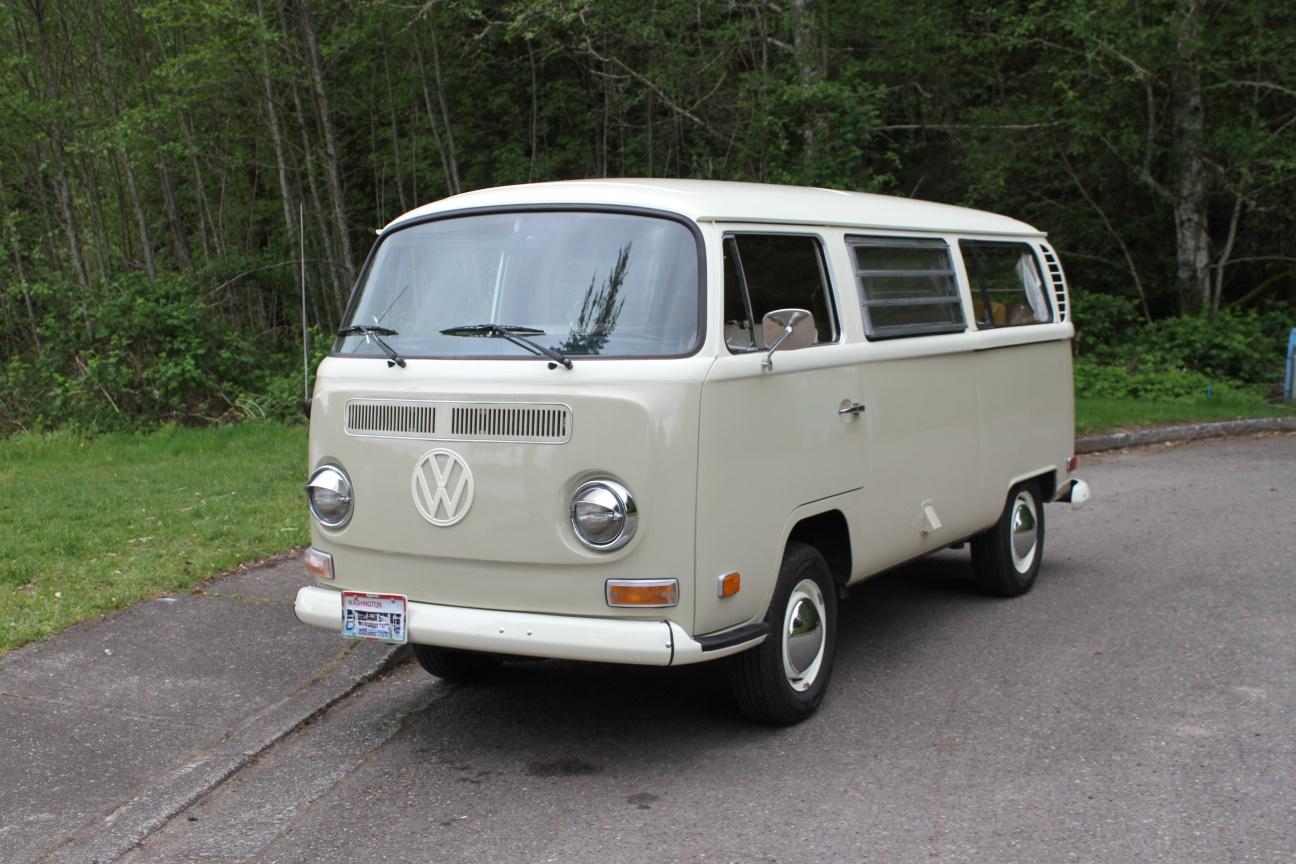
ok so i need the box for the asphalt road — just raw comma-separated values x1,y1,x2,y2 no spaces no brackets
122,434,1296,864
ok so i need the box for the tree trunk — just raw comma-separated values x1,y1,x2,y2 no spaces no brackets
151,24,220,260
0,168,42,350
1171,1,1210,315
379,31,409,212
425,16,461,193
287,66,343,329
600,60,610,177
410,121,418,203
1211,193,1244,315
120,142,157,280
792,0,826,163
527,39,539,180
412,26,457,196
180,114,216,261
255,0,297,245
158,158,191,270
81,154,112,278
26,0,90,293
297,0,355,287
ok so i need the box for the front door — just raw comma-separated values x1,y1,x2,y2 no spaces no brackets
694,231,868,635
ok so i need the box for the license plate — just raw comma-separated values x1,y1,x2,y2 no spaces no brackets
340,592,408,644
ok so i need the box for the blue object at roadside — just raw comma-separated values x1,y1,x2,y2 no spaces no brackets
1285,327,1296,401
1285,328,1296,401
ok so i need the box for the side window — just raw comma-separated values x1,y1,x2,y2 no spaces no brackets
850,237,964,339
723,234,837,352
960,241,1052,328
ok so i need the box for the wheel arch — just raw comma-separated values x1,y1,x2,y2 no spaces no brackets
1005,465,1060,504
784,508,852,595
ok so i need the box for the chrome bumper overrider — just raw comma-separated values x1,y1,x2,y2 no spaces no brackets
294,585,765,666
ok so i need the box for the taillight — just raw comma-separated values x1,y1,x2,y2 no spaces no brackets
1066,455,1078,472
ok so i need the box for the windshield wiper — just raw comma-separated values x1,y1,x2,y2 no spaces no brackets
440,323,573,370
337,325,406,368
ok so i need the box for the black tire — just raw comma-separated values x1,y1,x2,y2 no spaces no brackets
411,644,502,682
728,542,838,725
971,480,1045,597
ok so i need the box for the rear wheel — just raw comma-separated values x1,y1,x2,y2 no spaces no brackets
728,542,838,725
971,481,1045,597
411,645,502,682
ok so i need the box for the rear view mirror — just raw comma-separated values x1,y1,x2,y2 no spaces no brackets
760,308,815,371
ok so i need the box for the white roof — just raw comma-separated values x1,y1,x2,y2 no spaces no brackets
384,178,1042,237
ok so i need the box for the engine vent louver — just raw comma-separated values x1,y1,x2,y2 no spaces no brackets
449,404,570,443
1040,243,1070,322
346,400,437,438
343,399,571,443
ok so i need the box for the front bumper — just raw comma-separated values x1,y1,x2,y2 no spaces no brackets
294,585,764,666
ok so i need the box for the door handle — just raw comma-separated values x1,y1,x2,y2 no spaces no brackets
838,402,866,416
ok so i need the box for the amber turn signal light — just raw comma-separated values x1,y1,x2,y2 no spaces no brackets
717,571,741,598
605,579,678,608
304,546,334,581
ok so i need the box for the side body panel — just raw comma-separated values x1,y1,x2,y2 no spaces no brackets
845,230,1074,581
974,337,1074,505
829,228,989,579
850,338,984,576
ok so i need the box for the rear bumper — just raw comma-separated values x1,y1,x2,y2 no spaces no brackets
1057,477,1091,509
294,585,764,666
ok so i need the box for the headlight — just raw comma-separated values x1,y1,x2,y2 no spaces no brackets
570,479,637,551
306,465,353,529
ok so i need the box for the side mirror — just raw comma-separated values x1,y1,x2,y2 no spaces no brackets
760,308,815,371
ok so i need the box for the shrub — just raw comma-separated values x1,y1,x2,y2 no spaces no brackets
1071,290,1292,397
1073,358,1263,402
239,329,330,422
0,271,301,433
1071,291,1143,364
1137,311,1287,384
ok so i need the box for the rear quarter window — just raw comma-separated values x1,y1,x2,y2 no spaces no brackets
959,241,1052,328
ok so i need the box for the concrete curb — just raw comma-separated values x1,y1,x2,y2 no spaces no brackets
1076,415,1296,454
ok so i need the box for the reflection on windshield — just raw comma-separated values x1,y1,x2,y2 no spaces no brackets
337,212,698,359
558,243,629,356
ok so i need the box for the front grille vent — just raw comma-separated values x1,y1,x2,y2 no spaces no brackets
1040,243,1069,322
346,400,437,438
449,404,570,443
343,399,571,443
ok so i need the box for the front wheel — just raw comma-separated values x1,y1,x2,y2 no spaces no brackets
971,480,1046,597
728,542,838,725
411,644,502,683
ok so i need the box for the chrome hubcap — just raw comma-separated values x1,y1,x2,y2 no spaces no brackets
1009,492,1039,573
782,579,826,692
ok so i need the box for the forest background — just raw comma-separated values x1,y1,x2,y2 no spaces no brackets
1,0,1294,432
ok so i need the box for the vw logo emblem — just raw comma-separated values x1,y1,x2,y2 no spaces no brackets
411,449,475,526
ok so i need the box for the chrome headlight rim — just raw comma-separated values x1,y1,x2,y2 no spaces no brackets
570,478,638,552
306,464,354,530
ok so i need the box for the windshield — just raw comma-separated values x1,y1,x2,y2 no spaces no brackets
336,211,701,359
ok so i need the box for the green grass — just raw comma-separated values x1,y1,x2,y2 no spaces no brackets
0,422,308,652
1076,394,1295,435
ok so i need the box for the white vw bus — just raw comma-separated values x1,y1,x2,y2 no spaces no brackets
294,180,1089,724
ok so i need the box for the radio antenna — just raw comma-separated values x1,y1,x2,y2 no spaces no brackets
299,202,311,418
